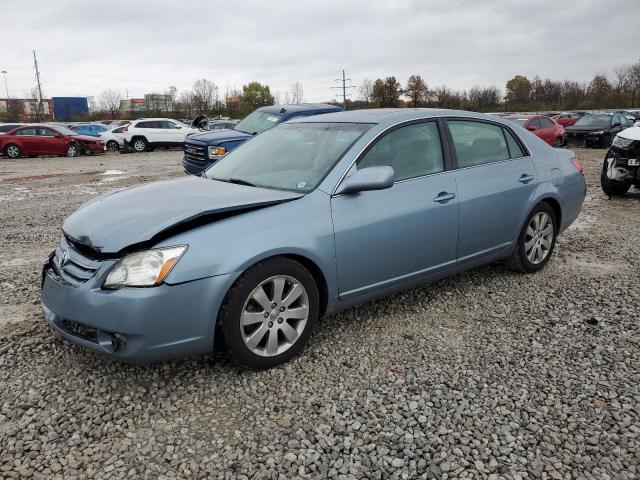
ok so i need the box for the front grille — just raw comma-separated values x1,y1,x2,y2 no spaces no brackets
184,142,206,164
50,236,102,286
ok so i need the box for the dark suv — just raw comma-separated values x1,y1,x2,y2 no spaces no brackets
182,104,342,175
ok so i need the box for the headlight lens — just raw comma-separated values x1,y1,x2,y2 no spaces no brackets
103,246,186,289
208,146,226,159
613,135,634,148
589,130,604,135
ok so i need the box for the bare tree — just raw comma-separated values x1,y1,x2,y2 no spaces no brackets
290,82,304,104
178,91,195,118
358,79,374,105
100,88,121,119
192,79,217,114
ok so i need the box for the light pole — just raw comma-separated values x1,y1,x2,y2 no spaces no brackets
1,70,8,99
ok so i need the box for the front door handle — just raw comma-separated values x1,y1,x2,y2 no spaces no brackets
433,192,456,203
518,174,535,184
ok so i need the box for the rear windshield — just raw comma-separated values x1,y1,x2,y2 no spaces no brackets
507,118,527,126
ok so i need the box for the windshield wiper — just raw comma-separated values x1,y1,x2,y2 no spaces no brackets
209,176,258,187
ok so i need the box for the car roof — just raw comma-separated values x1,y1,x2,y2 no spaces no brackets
294,108,512,127
505,114,537,120
257,104,342,114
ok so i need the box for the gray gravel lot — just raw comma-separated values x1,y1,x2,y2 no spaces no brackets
0,148,639,479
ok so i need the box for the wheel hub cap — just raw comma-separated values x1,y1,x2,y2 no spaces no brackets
525,212,554,264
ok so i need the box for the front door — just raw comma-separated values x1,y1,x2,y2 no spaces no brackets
331,120,459,299
446,119,537,260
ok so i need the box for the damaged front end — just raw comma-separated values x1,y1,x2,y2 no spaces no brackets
601,135,640,196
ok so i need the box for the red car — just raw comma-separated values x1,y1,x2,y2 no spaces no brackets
506,115,566,147
552,112,582,128
0,125,104,158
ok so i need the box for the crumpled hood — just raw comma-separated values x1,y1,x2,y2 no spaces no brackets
618,126,640,141
187,128,252,144
63,176,303,253
565,125,608,133
71,134,102,142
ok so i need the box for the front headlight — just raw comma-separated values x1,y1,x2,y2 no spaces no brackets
103,246,187,289
208,146,226,160
613,135,634,148
588,130,604,135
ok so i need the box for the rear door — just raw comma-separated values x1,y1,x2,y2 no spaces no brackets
446,119,537,262
331,120,459,299
14,127,40,154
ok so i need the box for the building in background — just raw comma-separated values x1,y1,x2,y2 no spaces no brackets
0,98,53,121
144,93,173,112
120,98,146,114
52,97,89,121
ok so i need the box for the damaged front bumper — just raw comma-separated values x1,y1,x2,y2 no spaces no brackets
41,253,231,363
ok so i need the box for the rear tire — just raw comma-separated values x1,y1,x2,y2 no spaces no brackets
132,137,148,152
600,155,631,197
506,202,557,273
4,144,22,159
220,257,319,369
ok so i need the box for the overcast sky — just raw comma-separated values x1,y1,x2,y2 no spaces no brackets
2,0,639,104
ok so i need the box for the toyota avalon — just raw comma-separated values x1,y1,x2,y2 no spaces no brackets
41,109,586,368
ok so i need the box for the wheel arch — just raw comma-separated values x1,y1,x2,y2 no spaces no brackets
539,196,562,229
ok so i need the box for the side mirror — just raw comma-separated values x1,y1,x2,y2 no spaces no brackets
335,166,394,195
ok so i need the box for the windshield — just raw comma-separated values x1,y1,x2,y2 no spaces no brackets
574,115,610,126
205,122,372,192
234,110,283,135
508,118,528,126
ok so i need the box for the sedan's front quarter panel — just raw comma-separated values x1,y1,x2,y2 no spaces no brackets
157,190,339,311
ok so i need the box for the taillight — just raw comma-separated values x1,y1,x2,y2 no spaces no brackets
123,126,128,132
571,157,584,175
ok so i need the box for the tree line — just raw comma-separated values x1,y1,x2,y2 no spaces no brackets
350,59,640,113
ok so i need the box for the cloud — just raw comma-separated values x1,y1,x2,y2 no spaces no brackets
1,0,638,102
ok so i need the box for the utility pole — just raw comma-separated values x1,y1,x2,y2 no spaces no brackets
332,69,355,110
33,50,44,122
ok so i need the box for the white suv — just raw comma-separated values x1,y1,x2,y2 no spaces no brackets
123,118,200,152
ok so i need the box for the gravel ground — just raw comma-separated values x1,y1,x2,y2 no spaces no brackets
0,148,638,479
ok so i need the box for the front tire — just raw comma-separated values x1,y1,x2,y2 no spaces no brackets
220,257,319,369
554,137,563,147
507,202,557,273
4,144,22,158
66,143,79,157
106,140,119,152
132,137,148,152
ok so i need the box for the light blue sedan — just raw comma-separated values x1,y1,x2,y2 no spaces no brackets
41,109,586,368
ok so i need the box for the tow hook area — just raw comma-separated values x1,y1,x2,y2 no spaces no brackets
96,330,127,353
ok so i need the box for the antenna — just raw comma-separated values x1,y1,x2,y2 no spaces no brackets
331,69,355,110
33,50,44,121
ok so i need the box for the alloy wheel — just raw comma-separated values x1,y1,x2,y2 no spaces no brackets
525,212,554,264
107,141,119,151
240,275,309,357
6,145,20,158
133,140,146,152
67,145,78,157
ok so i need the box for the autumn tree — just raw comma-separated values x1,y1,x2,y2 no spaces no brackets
290,82,304,104
100,88,121,119
504,75,532,110
467,86,501,112
192,79,217,114
242,81,274,109
404,75,429,107
371,77,402,107
585,74,613,108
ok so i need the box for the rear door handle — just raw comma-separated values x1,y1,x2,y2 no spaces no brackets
518,174,535,184
433,192,456,203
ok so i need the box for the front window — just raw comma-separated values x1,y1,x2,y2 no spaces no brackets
574,115,610,127
234,111,283,135
205,122,372,192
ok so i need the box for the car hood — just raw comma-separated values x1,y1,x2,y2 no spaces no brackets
564,125,608,133
618,126,640,141
71,134,101,142
63,176,303,254
186,129,252,144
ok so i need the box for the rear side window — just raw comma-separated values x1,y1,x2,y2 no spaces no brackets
504,129,526,158
539,117,554,128
357,121,444,181
529,117,542,129
16,128,38,136
136,121,155,128
447,120,510,168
